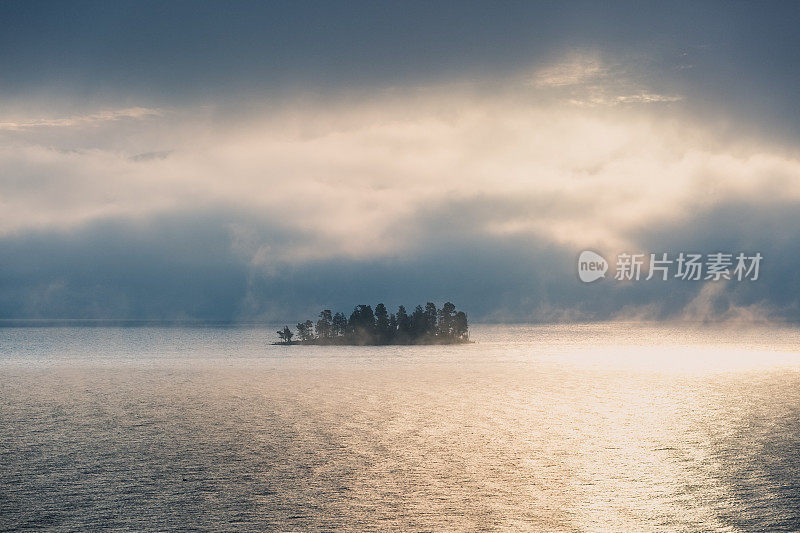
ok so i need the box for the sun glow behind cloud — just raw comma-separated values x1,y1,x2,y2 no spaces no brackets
2,55,800,271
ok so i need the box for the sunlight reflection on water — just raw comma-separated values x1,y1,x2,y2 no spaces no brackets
1,323,799,530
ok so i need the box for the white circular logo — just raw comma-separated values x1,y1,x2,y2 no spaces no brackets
578,250,608,282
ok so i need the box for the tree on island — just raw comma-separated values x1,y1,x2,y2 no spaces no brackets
438,301,456,338
276,325,294,344
296,319,314,342
375,303,392,344
332,312,348,337
396,305,412,343
316,310,333,340
274,302,470,345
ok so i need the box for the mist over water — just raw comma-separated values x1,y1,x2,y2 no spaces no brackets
2,323,800,531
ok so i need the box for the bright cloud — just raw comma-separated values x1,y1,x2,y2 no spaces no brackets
0,107,163,131
1,59,798,269
531,55,608,87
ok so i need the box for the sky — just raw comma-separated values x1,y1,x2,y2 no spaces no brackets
1,1,800,322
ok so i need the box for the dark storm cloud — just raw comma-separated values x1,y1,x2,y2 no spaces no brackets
630,201,800,320
0,210,291,320
2,1,800,137
1,198,797,323
0,206,578,321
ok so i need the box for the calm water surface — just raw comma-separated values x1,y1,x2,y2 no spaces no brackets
1,323,800,531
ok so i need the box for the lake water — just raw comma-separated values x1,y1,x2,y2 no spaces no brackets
2,323,800,531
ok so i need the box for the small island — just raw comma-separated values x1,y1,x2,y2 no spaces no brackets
276,302,469,345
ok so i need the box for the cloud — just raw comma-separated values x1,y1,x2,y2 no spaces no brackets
613,93,682,104
0,196,797,323
1,60,799,321
129,150,172,162
531,55,608,87
678,282,775,323
0,107,163,131
1,195,798,323
2,74,797,255
529,53,683,107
